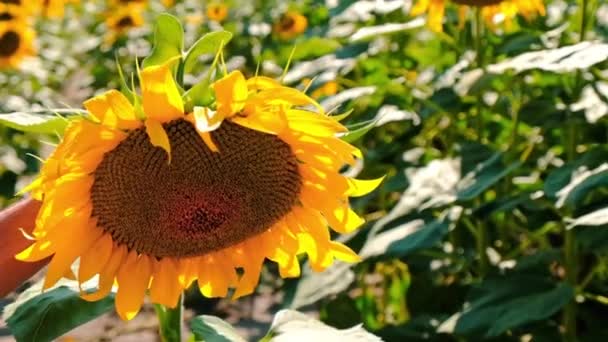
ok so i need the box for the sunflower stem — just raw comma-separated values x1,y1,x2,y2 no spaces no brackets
473,7,489,276
563,1,591,340
154,295,183,342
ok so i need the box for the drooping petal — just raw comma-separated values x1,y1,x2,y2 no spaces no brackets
84,89,141,130
140,58,184,122
346,176,385,197
145,119,172,160
247,76,281,91
82,244,127,302
43,219,102,289
150,259,183,307
213,70,248,117
79,233,114,282
286,109,346,136
116,253,152,320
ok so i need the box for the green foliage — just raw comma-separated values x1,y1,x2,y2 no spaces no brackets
5,286,114,342
142,13,184,68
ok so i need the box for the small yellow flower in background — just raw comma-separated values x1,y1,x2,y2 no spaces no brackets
0,20,35,69
206,3,228,22
104,3,145,44
411,0,545,32
0,4,26,21
17,60,382,320
40,0,80,18
311,81,339,99
275,11,307,39
161,0,174,7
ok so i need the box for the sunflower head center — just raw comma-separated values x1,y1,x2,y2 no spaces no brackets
0,31,20,57
117,16,135,28
279,16,295,31
0,12,14,21
91,119,302,258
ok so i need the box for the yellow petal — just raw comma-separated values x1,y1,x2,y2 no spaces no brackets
150,259,183,307
197,253,237,298
79,234,114,282
140,58,184,122
84,89,141,130
427,0,445,32
44,220,102,289
327,203,365,234
116,253,152,320
286,109,346,136
145,119,171,161
411,0,430,16
247,76,281,91
231,106,287,135
231,242,264,299
213,70,248,117
346,176,385,197
330,241,361,263
82,244,127,302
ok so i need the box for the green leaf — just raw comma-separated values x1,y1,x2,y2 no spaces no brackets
439,276,574,337
6,286,115,342
549,163,608,209
341,119,376,143
191,315,246,342
183,31,233,74
567,207,608,229
360,219,450,260
544,147,608,200
183,78,214,111
331,109,353,122
284,262,355,310
143,13,184,68
290,38,341,60
456,153,521,201
0,111,75,134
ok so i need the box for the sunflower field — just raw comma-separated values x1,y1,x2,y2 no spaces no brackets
0,0,607,341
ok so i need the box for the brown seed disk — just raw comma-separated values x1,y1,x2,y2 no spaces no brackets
91,119,302,258
0,31,20,57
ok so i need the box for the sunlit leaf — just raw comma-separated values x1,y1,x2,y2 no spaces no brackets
183,31,233,74
142,13,184,68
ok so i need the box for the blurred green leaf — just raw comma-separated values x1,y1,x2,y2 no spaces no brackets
0,111,72,134
290,38,341,61
341,119,377,143
544,148,608,200
361,219,450,260
6,286,114,342
457,153,521,201
441,276,573,337
284,262,355,310
183,31,233,74
143,13,184,68
191,315,246,342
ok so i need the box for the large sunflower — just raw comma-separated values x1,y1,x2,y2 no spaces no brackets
17,59,381,320
0,20,35,69
411,0,545,32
